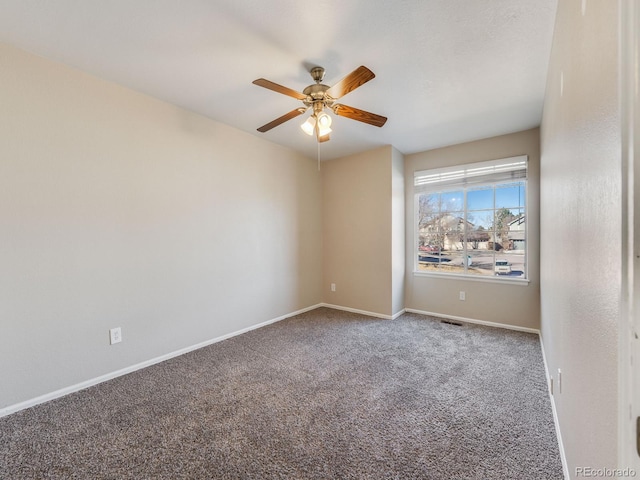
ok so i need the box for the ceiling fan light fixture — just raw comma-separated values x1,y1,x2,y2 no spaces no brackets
317,124,332,137
315,111,332,137
301,116,316,135
316,111,332,129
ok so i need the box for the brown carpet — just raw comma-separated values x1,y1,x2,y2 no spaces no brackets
0,307,563,479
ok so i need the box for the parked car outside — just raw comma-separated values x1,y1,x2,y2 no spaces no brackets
419,244,441,253
495,260,512,275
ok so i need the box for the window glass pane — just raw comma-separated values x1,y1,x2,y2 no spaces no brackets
445,231,463,252
418,194,441,228
441,212,465,251
494,208,519,251
506,209,525,252
495,253,525,278
496,182,525,209
418,234,442,253
419,216,440,234
467,188,493,211
417,249,446,272
467,222,492,251
467,252,495,276
466,211,494,230
440,191,463,212
441,252,465,274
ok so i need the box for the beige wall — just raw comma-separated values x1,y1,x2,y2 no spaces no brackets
540,0,620,473
322,145,404,318
0,43,322,410
404,128,541,331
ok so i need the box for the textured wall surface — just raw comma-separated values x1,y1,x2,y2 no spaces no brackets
322,146,395,317
540,0,620,473
0,44,322,410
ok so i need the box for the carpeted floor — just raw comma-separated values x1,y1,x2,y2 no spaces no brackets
0,308,563,479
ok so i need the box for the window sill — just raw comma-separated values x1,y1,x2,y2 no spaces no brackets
412,270,530,286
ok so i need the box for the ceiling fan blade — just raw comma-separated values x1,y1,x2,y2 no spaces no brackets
325,66,375,99
252,78,307,100
257,108,306,133
332,104,387,127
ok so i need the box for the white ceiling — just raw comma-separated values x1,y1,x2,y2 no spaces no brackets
0,0,558,161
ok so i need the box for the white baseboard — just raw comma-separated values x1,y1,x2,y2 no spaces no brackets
404,308,540,334
0,303,323,418
539,336,570,479
320,303,405,320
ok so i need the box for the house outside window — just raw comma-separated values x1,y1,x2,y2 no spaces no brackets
414,156,527,281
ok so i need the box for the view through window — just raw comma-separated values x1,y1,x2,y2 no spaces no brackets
414,156,527,280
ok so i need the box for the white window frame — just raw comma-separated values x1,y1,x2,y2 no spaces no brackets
413,155,529,284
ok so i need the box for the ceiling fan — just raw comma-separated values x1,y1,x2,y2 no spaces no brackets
252,65,387,143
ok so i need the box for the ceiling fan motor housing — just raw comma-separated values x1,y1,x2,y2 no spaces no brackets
303,83,333,106
304,67,334,109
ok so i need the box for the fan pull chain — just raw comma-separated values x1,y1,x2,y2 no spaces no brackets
317,140,320,171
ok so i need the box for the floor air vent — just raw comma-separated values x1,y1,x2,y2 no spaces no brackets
441,320,463,326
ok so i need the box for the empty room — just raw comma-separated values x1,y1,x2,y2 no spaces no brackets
1,1,638,479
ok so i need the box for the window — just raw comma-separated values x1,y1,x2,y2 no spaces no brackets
414,156,527,281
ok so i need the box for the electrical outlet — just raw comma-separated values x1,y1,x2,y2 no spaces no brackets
109,327,122,345
459,291,465,301
331,283,336,292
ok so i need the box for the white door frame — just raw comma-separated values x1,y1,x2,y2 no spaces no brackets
620,0,640,472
